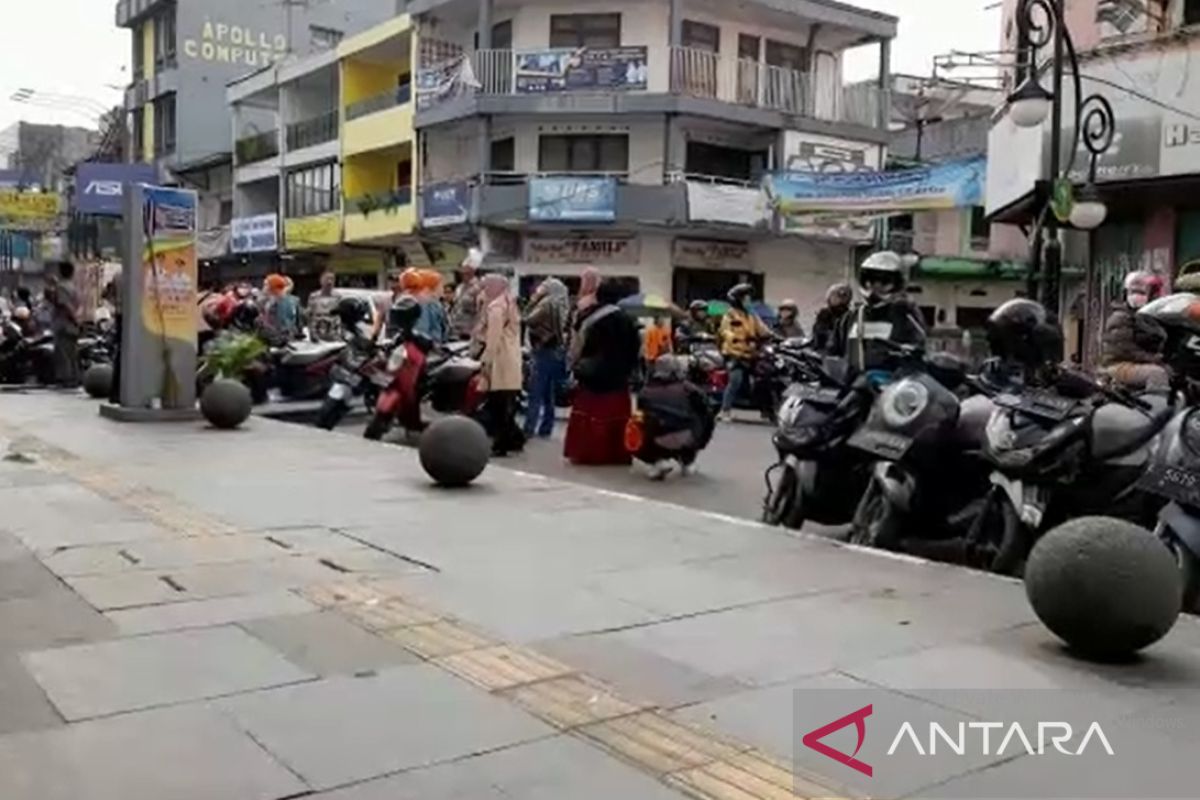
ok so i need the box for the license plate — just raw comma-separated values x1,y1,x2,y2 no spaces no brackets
995,390,1078,421
1138,464,1200,506
848,428,912,460
790,385,841,406
369,372,393,388
328,383,352,402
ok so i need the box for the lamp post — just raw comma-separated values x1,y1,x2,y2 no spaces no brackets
1006,0,1116,320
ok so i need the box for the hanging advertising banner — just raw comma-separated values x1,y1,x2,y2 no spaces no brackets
529,176,617,222
231,213,279,253
420,181,470,227
284,213,341,250
524,236,639,265
686,182,770,228
515,47,648,94
74,163,159,216
672,239,753,270
142,186,199,344
767,155,986,215
416,55,479,111
0,190,60,230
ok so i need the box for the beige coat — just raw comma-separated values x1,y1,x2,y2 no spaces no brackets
480,296,522,392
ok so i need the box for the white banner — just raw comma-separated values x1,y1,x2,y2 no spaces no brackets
685,182,770,228
673,238,753,270
231,213,278,253
524,236,639,265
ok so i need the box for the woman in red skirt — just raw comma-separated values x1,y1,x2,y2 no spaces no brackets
564,280,642,465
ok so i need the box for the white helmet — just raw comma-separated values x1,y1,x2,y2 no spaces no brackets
857,250,910,301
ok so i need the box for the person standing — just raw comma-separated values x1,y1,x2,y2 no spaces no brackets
564,280,642,465
718,284,772,422
813,283,852,353
48,261,82,388
523,278,569,439
451,251,484,340
416,270,449,344
306,270,343,342
643,315,673,363
105,274,123,404
478,274,525,456
261,274,302,345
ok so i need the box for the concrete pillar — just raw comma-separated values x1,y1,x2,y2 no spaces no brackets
478,0,494,49
877,38,892,130
669,0,683,47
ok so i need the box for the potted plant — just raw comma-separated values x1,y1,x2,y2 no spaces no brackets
199,332,266,429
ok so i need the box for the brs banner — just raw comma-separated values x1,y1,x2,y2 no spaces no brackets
767,155,987,215
515,47,648,93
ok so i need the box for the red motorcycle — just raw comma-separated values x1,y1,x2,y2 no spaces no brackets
363,338,485,441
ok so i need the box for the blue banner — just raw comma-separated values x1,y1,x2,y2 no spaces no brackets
767,155,987,214
529,177,617,222
516,47,648,94
74,162,159,216
421,181,470,227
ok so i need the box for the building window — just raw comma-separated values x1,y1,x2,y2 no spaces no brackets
1187,0,1200,25
682,21,720,52
153,93,176,156
153,4,177,70
492,20,513,49
310,25,343,51
549,14,621,48
131,107,145,159
132,26,145,81
491,137,515,172
219,200,234,225
969,207,990,249
765,40,807,72
538,134,629,174
285,161,339,218
684,141,765,182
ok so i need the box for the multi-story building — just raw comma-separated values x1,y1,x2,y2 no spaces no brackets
408,0,897,316
989,0,1200,363
0,122,100,190
115,0,396,176
226,16,419,290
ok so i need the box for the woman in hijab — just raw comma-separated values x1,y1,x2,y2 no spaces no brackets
522,278,569,439
478,273,525,456
564,279,641,466
415,269,449,343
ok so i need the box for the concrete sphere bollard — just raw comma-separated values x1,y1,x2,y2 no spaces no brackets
418,415,490,487
83,363,114,399
200,378,253,430
1025,516,1181,658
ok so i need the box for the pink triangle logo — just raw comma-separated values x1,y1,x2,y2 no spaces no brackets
801,704,874,778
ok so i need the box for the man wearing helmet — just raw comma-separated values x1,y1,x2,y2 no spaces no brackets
835,251,926,372
774,299,805,340
675,300,713,348
718,283,773,421
1100,270,1169,390
813,283,852,353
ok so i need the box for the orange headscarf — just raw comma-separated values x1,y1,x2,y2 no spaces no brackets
417,270,442,292
264,274,288,294
398,268,422,294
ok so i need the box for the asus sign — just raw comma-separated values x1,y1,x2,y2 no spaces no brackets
73,163,158,216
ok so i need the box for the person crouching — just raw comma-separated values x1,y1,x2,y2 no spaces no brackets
628,355,716,480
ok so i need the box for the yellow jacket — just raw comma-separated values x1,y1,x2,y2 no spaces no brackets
719,308,772,359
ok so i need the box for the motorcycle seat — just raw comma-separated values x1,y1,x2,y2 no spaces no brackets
1090,394,1173,461
280,341,345,366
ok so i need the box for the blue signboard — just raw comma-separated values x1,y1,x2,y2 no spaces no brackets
766,156,987,215
529,177,617,222
515,47,648,94
421,181,470,227
74,162,159,216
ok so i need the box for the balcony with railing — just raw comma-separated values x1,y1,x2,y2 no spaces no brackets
235,130,279,166
343,185,416,243
417,48,881,129
342,82,415,157
285,110,338,152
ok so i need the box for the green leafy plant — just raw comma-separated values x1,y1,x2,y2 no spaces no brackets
204,332,267,380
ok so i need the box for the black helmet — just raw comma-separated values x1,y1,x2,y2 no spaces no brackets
986,299,1063,367
388,296,421,333
335,296,370,329
727,283,754,307
230,300,260,331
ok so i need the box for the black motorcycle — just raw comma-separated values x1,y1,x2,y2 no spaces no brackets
1141,407,1200,609
966,372,1171,575
848,346,997,559
0,325,55,385
316,332,392,431
762,349,870,530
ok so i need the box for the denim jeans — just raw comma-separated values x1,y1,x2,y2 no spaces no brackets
525,347,565,437
722,362,747,413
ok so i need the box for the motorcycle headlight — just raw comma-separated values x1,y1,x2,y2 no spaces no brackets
778,396,804,428
986,412,1018,453
880,379,929,429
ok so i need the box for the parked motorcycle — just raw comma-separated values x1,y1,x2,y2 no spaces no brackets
363,339,484,441
1141,407,1200,609
847,345,998,558
0,322,55,385
966,372,1171,575
761,347,870,530
265,339,345,402
316,333,392,431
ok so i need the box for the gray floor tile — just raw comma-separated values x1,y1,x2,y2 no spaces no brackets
23,625,315,720
216,665,553,790
313,736,687,800
239,610,422,676
0,591,115,652
106,591,319,635
0,556,71,601
0,704,307,800
0,656,63,736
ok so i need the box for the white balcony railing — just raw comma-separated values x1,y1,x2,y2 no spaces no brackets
423,48,881,127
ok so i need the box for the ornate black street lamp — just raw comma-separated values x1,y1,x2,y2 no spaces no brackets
1006,0,1116,319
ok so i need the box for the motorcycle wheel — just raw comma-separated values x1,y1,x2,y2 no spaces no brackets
849,480,900,550
363,411,392,441
762,464,804,530
971,493,1028,576
1164,532,1200,612
316,398,348,431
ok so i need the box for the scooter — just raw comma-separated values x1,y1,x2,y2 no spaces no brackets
363,339,484,441
761,348,870,530
316,332,392,431
0,326,55,385
1141,406,1200,609
266,339,346,402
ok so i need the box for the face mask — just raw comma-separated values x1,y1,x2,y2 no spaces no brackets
1128,291,1149,309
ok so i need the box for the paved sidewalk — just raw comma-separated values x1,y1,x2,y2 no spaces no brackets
0,391,1198,799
